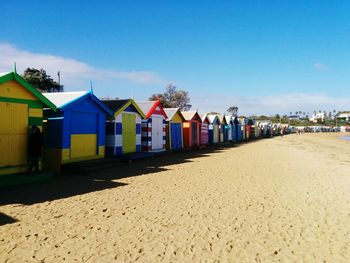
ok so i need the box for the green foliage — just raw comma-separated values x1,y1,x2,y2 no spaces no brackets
22,68,63,93
149,84,191,111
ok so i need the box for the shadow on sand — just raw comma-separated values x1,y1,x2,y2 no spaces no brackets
0,142,246,208
0,212,18,226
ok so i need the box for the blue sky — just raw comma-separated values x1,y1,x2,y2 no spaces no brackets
1,1,350,115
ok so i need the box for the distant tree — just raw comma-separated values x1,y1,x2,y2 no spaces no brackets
22,68,63,92
227,106,239,116
290,112,292,115
149,84,191,111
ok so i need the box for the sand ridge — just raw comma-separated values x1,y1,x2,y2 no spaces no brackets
1,133,350,262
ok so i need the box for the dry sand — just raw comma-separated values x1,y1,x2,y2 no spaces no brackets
1,133,350,262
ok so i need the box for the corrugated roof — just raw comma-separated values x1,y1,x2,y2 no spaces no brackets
0,72,10,77
181,111,197,121
101,99,130,112
164,108,179,121
43,91,88,108
136,101,156,116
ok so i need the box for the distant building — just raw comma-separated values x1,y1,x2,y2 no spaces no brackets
288,115,301,121
335,111,350,122
310,112,326,123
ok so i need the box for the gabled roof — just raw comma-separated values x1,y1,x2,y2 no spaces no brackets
218,114,227,125
43,91,113,116
207,114,221,125
224,115,233,124
101,99,146,119
232,116,240,125
181,111,202,122
201,114,210,124
164,108,185,121
0,71,57,111
136,100,167,119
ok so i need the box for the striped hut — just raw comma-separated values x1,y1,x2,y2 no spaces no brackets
102,99,145,157
136,101,167,152
200,114,210,146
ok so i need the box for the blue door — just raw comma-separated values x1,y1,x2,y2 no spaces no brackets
232,124,236,142
171,123,182,150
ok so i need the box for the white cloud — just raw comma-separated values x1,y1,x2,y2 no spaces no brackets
313,63,330,72
191,92,350,116
0,43,166,86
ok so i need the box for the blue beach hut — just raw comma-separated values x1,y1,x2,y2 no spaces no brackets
224,115,233,142
233,116,242,142
43,91,113,172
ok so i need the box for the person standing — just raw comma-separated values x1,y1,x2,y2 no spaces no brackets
27,126,43,173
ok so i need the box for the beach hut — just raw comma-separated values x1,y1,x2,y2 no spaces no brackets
254,120,261,138
181,111,202,148
207,114,220,144
200,114,210,146
231,116,237,142
218,114,227,143
164,108,184,151
246,119,254,140
102,99,146,157
239,117,246,141
43,91,113,172
233,116,243,142
137,101,167,152
224,115,233,142
0,71,56,175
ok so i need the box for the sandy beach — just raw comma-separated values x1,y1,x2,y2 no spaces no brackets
1,133,350,262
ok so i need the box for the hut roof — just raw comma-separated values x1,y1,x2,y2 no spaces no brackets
136,100,167,119
218,114,227,125
101,99,145,118
164,108,184,121
201,114,210,124
207,114,221,124
224,115,233,124
181,111,201,121
43,91,113,116
0,71,57,111
43,91,88,108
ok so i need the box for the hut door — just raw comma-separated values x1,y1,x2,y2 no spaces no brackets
171,123,181,150
151,116,163,150
122,113,136,153
191,122,197,146
0,102,28,167
214,125,219,143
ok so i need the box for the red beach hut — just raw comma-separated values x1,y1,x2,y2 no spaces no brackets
181,111,202,148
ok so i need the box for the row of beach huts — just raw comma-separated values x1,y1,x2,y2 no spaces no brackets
0,71,290,176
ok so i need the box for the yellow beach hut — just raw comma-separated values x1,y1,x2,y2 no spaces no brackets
0,71,56,175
